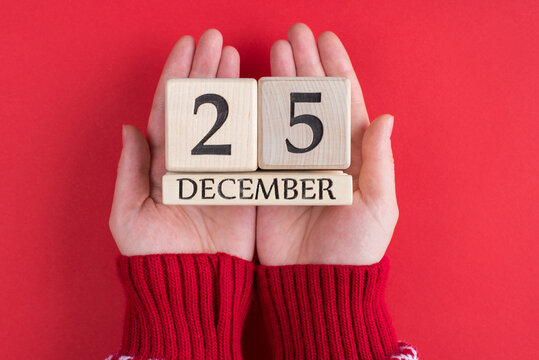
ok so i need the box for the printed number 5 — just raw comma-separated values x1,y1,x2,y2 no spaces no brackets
286,92,323,154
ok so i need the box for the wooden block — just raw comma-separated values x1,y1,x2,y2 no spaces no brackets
258,77,351,169
166,78,257,172
162,171,353,205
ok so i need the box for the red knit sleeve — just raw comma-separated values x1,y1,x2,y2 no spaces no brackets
109,252,254,360
256,257,404,360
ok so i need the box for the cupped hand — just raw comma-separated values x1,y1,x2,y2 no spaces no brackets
109,29,256,260
256,23,398,266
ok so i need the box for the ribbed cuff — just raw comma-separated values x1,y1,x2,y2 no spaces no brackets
115,252,254,360
256,257,398,360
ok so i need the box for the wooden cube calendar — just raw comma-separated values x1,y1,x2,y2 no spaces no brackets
258,77,351,169
163,77,353,206
166,78,257,172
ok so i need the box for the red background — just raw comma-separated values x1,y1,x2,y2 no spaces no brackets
1,1,537,359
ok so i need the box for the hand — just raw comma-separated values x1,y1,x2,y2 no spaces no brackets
109,29,256,260
256,24,398,266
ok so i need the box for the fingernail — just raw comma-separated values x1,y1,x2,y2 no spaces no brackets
386,115,394,137
122,125,127,146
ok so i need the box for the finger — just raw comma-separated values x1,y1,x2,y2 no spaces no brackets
216,45,240,78
189,28,223,78
358,115,396,205
318,31,369,177
317,31,369,131
147,35,195,149
110,125,151,230
287,23,325,76
146,35,195,186
270,40,296,76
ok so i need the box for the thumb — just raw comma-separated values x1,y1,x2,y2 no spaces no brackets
110,125,151,231
358,114,397,206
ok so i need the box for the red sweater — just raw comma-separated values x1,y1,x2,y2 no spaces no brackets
106,253,417,360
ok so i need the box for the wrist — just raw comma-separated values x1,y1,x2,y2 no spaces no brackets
114,252,254,359
256,256,398,360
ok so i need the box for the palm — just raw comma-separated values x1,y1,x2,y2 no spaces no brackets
110,29,255,259
123,201,255,258
257,24,398,266
258,196,384,265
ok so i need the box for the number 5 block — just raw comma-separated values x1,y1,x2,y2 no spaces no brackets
258,77,351,169
166,78,257,172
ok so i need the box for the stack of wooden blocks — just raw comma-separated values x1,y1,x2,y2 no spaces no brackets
162,77,353,205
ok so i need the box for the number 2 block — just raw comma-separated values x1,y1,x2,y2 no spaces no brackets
258,77,351,169
166,78,257,172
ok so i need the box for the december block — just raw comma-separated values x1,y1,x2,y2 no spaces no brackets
258,77,351,169
166,78,257,172
162,171,353,205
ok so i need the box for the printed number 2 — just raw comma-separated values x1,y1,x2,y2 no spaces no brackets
286,92,323,154
191,93,232,155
